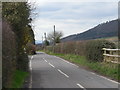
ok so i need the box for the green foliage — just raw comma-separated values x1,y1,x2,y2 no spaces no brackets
17,53,29,71
12,70,29,88
85,40,116,62
44,40,50,46
2,20,17,88
3,2,35,48
46,41,87,56
45,40,116,62
2,2,35,88
26,43,36,55
47,31,63,43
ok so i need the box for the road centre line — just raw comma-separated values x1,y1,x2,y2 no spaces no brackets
45,60,47,62
59,56,119,84
49,63,55,68
44,56,119,85
76,83,85,89
43,58,48,62
57,69,69,78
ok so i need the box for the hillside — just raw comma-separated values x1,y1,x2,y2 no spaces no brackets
61,19,118,42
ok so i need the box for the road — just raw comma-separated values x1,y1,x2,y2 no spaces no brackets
29,52,119,89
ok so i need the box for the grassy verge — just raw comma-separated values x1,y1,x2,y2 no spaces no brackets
12,70,29,88
44,51,119,81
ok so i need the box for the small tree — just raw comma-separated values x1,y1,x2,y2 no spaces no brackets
47,31,63,44
44,40,50,46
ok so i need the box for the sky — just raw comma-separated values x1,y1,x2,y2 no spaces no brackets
28,0,119,43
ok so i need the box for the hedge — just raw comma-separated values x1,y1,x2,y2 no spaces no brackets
45,40,116,62
85,40,116,62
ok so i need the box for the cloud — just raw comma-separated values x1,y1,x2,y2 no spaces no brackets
30,1,118,41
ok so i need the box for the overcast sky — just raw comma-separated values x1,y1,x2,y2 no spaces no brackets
28,0,119,43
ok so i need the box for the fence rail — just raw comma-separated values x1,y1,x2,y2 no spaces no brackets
102,48,120,64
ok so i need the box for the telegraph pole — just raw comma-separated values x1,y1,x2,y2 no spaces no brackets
42,36,43,48
44,32,47,50
44,32,47,41
54,25,56,46
53,25,56,52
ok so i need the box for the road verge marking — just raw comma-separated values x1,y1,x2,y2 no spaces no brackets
29,56,33,88
53,56,78,67
60,58,79,68
49,63,55,68
29,56,33,70
57,69,69,78
97,75,119,84
91,72,120,84
76,83,84,89
29,71,32,88
29,60,32,70
31,56,33,59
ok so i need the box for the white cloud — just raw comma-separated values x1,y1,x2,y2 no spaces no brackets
29,1,118,41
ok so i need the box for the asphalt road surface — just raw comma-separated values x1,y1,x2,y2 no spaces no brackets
29,52,119,89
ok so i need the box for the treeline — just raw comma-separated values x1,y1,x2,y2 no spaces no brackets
46,40,116,62
2,2,35,88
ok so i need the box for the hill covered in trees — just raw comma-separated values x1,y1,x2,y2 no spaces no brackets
61,19,118,42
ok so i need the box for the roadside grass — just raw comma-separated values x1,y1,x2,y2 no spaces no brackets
12,70,29,88
44,51,119,81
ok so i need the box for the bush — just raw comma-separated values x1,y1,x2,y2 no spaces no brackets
85,40,116,62
17,52,29,71
45,41,87,56
2,20,17,87
26,43,36,55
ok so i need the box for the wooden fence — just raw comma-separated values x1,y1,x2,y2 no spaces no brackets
102,48,120,64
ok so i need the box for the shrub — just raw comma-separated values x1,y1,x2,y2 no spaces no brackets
45,41,88,55
17,52,29,71
2,20,17,87
85,40,116,62
26,43,36,55
75,41,87,56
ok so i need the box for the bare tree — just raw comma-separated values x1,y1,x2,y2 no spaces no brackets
47,31,63,44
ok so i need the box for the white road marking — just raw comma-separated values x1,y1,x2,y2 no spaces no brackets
31,56,33,59
29,60,32,70
53,56,79,68
91,72,96,75
49,63,55,68
58,56,119,84
43,58,48,62
29,71,32,88
45,60,47,62
91,72,120,84
61,59,79,68
76,83,84,88
98,75,119,84
29,56,33,88
57,69,69,78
